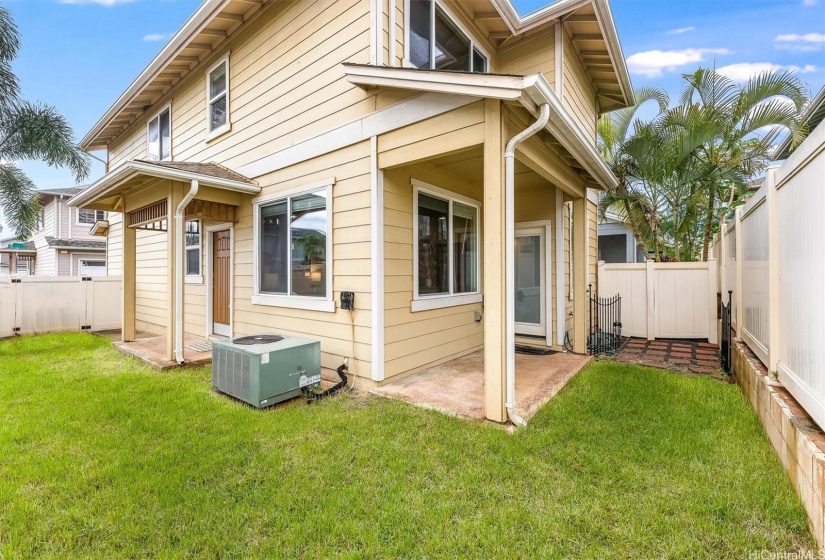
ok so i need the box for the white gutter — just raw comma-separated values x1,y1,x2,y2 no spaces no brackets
504,103,551,428
174,179,199,365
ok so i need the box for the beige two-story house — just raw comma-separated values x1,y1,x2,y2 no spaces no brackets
69,0,633,423
0,188,107,276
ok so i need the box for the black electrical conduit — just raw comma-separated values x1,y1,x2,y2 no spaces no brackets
302,363,348,403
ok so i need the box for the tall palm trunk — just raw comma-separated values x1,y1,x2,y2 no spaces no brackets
701,186,715,262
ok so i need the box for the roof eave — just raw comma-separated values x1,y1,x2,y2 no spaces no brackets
491,0,634,110
345,66,618,190
80,0,233,151
67,160,261,208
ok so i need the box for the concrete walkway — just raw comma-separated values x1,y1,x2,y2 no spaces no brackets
111,332,213,369
371,349,592,422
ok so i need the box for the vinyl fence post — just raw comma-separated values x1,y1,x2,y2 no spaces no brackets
707,259,718,345
734,207,743,333
766,168,780,372
646,259,655,341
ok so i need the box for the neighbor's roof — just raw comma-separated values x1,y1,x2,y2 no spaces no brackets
37,187,85,198
68,159,260,209
0,241,35,254
774,85,825,160
45,237,106,251
80,0,633,151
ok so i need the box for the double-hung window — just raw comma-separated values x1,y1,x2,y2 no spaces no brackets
185,220,201,280
206,55,230,139
147,106,171,161
412,179,481,312
408,0,488,73
252,181,334,312
77,208,105,225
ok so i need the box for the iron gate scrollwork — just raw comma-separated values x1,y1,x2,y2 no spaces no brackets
587,284,622,356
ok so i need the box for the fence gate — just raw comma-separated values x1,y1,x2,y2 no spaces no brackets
721,290,733,374
587,284,622,356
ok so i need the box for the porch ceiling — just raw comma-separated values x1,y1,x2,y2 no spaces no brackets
420,145,564,194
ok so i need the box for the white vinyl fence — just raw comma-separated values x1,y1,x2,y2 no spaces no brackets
598,261,717,343
0,276,122,338
710,119,825,430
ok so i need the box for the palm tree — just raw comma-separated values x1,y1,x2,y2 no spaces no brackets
0,4,89,239
676,68,807,260
598,87,669,258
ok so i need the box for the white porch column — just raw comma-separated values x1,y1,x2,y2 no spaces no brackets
483,99,507,423
166,184,183,361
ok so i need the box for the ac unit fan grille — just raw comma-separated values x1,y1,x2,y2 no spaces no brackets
233,334,284,345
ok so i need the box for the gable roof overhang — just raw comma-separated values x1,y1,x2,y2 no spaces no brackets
344,64,617,190
81,0,633,151
67,160,260,210
80,0,271,151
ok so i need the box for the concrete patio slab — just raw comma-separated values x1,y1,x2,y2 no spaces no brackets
111,332,213,370
371,349,592,423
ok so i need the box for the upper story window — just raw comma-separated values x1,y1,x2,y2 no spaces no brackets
77,208,105,225
147,105,171,161
206,55,230,139
408,0,488,73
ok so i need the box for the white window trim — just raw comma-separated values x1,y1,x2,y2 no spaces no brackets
146,103,172,162
252,178,335,313
185,218,203,284
205,53,231,142
411,178,482,313
403,0,491,72
76,208,106,227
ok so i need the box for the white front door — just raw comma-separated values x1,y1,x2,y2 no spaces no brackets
515,226,549,338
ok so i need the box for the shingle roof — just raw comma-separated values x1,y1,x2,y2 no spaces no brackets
38,187,85,197
136,160,256,185
45,237,106,250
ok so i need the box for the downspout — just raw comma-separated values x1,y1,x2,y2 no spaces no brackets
504,103,550,428
174,179,199,365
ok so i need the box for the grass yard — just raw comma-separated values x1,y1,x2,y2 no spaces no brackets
0,333,815,558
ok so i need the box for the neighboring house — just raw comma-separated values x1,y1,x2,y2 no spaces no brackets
69,0,633,422
0,187,107,276
594,191,644,263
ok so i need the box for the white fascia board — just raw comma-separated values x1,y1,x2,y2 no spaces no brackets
68,160,260,208
489,0,633,108
80,0,233,149
344,64,526,100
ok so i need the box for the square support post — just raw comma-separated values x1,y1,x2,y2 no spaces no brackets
122,208,136,342
166,184,183,361
572,197,587,353
766,168,780,371
483,99,507,423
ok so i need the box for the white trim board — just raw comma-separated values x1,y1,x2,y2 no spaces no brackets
370,136,385,381
204,222,234,338
237,92,479,179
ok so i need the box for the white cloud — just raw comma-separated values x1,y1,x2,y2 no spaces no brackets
666,26,695,35
788,64,818,74
775,32,825,52
626,48,731,78
803,0,818,6
716,62,782,81
142,33,170,42
60,0,137,4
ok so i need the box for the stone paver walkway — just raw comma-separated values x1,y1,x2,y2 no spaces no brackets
616,338,722,374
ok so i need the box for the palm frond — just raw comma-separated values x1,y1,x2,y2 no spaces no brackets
0,163,39,239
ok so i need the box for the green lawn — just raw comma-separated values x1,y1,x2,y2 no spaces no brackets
0,333,815,558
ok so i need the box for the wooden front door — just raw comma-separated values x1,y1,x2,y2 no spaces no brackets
212,230,231,336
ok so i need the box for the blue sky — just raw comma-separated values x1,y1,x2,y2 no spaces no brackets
4,0,825,195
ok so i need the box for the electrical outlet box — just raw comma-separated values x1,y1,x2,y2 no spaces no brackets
341,291,355,310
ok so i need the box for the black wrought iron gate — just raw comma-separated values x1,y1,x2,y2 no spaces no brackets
587,284,622,356
721,290,733,374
